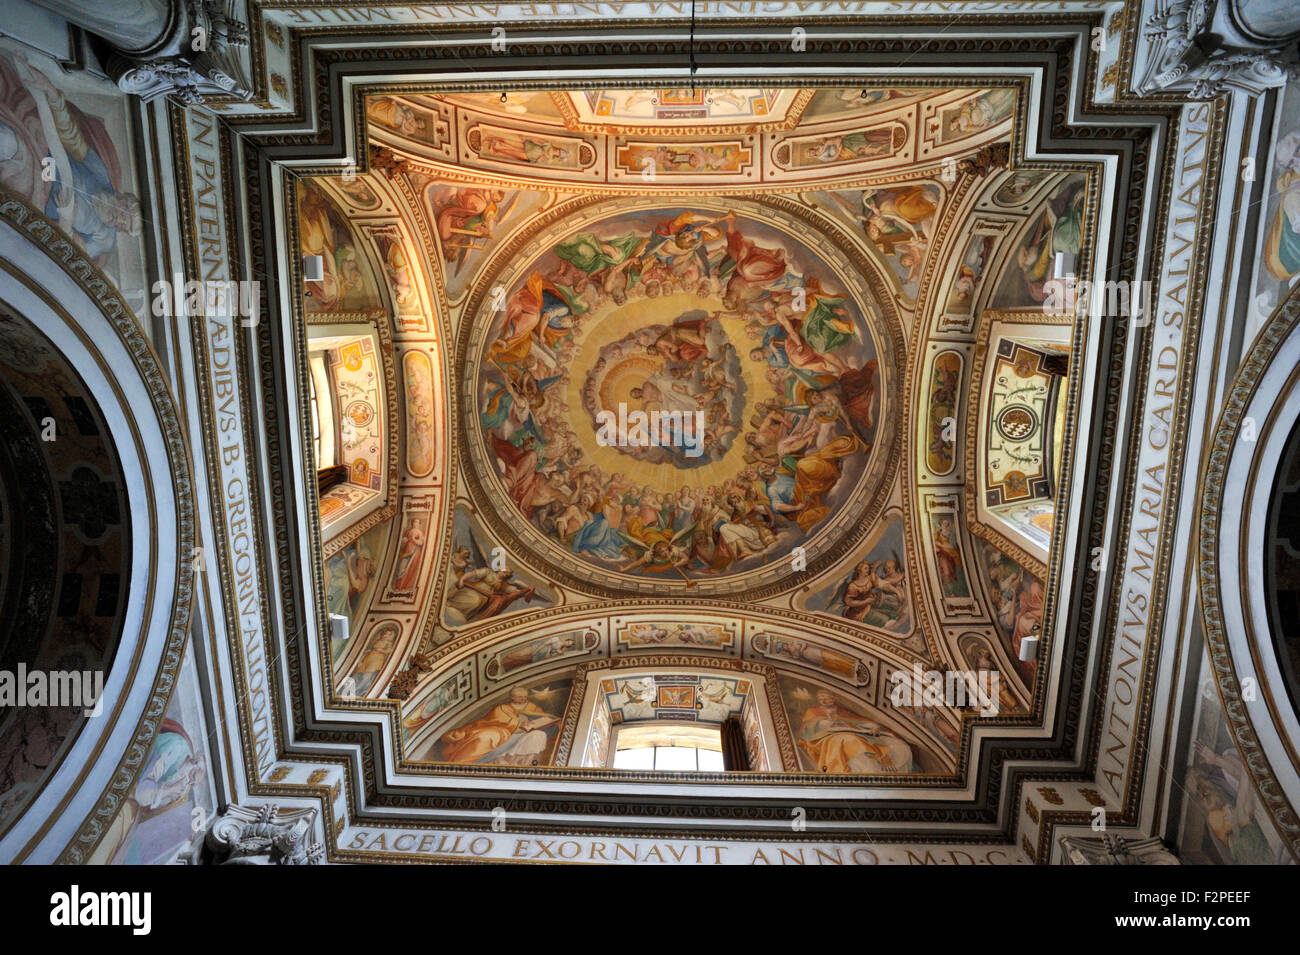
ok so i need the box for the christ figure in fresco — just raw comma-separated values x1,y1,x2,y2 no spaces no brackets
647,315,710,363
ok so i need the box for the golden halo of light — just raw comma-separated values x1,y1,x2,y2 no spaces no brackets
562,291,763,492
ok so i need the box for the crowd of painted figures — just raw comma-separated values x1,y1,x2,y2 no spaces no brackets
478,209,881,580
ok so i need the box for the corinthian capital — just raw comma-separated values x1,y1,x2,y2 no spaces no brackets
182,804,324,865
110,0,254,104
1137,0,1300,98
1060,834,1181,865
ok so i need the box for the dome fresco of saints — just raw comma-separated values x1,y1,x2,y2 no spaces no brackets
477,207,885,582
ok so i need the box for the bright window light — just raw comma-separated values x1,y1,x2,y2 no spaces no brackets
611,723,723,771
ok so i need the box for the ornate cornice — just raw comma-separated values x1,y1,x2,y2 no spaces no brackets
171,20,1214,854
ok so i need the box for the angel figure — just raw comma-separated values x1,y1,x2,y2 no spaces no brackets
618,523,695,578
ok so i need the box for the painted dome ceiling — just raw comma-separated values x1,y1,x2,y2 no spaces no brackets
296,82,1089,782
11,0,1293,872
460,200,900,594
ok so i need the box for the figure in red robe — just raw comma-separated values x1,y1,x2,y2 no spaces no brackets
648,315,710,363
722,222,787,309
489,433,542,517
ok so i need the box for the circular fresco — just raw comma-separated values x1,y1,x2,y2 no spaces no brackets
581,310,748,469
467,204,895,590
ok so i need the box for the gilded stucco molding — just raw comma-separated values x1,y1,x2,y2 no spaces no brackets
0,197,197,865
177,18,1215,851
1196,286,1300,859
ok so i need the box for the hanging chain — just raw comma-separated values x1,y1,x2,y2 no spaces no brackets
689,0,698,91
